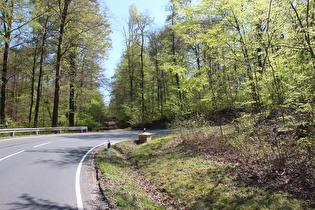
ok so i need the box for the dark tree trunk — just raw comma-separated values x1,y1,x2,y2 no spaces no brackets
29,44,38,126
69,51,76,127
1,41,10,124
34,26,48,128
52,0,71,127
1,0,13,124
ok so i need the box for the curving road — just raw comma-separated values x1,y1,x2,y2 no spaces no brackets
0,130,170,210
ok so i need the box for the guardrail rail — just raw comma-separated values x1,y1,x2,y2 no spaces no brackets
0,127,88,137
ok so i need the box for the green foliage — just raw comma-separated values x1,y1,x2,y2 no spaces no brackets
111,0,315,127
0,0,111,128
167,114,210,133
75,89,107,130
96,133,312,208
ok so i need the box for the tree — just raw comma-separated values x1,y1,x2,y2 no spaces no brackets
31,0,56,127
64,0,111,126
134,6,152,119
0,0,20,123
52,0,72,127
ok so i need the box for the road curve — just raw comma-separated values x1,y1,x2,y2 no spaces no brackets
0,130,171,210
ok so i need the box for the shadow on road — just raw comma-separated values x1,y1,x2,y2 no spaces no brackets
7,194,76,210
28,146,93,168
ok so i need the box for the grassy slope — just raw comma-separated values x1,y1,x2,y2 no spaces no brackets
96,130,312,209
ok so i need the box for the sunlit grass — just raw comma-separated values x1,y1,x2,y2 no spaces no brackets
96,146,164,209
96,133,312,209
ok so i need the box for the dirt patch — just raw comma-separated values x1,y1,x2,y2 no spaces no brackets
107,117,119,130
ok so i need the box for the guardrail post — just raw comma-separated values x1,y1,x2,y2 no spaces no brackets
11,132,14,137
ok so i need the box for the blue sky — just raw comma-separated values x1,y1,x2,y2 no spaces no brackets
101,0,170,103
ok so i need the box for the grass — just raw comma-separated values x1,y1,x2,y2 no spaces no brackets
96,130,314,209
97,146,166,209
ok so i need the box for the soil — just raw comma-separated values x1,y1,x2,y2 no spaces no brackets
83,145,110,209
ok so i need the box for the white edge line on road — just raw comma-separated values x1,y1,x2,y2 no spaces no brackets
33,142,51,148
75,142,108,210
0,150,25,162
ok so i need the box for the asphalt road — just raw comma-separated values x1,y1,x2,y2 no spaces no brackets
0,130,171,210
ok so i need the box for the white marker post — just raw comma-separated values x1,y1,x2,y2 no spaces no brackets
108,139,111,160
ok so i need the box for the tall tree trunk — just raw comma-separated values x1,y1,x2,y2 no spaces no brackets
29,43,38,126
155,57,164,118
128,47,134,104
52,0,71,127
140,31,145,120
1,40,10,124
34,21,48,128
69,51,76,127
170,7,182,103
1,0,13,124
233,12,260,112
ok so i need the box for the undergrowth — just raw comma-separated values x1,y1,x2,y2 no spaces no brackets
96,113,315,209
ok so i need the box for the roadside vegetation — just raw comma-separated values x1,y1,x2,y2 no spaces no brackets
103,2,315,207
96,112,315,209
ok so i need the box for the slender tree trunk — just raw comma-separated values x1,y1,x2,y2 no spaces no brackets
169,3,182,104
140,31,145,119
1,40,10,124
172,31,181,102
290,1,315,71
1,0,13,124
34,20,48,128
52,0,71,127
69,51,76,127
171,26,181,104
29,44,38,126
126,21,135,105
128,48,134,104
233,12,260,112
194,44,201,70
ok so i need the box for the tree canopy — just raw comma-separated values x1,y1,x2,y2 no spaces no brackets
110,0,315,127
1,0,314,129
0,0,111,129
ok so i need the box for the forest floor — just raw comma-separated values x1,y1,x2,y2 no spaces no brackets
95,123,315,209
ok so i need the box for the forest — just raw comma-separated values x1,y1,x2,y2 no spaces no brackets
110,0,315,129
0,0,110,129
1,0,315,131
108,1,315,204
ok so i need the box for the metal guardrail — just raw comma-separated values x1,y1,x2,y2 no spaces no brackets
0,127,88,137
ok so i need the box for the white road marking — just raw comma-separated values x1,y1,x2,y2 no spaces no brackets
0,150,25,162
33,142,51,148
76,142,108,210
